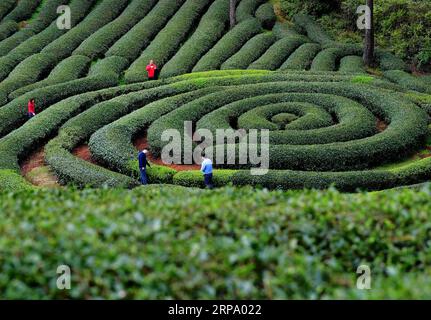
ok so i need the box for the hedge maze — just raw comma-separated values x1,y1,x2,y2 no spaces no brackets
0,0,430,192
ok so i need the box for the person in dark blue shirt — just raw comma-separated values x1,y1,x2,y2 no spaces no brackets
138,149,151,185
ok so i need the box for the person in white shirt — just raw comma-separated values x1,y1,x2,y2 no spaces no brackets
201,155,214,189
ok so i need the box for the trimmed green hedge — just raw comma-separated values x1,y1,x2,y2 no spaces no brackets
2,0,42,22
1,64,429,192
221,32,276,70
255,3,276,29
0,0,16,21
43,83,213,187
375,49,408,72
0,52,59,104
0,0,127,105
88,56,129,79
89,87,222,175
236,0,266,22
105,0,185,62
160,0,230,78
279,42,321,70
0,78,163,171
73,0,157,59
147,80,427,172
0,0,96,84
9,55,92,99
173,170,235,188
235,98,376,144
310,45,362,71
45,127,139,189
248,35,308,70
193,18,262,72
125,0,212,83
41,0,128,61
293,13,335,47
0,75,118,138
384,70,431,94
0,169,32,192
339,55,365,74
0,0,84,57
0,20,18,41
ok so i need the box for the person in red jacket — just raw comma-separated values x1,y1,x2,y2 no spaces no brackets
146,60,157,80
28,98,36,119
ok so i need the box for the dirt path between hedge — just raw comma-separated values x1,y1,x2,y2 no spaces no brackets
377,119,388,132
72,144,98,164
133,134,200,171
20,146,60,187
71,135,200,172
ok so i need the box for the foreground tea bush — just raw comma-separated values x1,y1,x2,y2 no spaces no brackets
0,185,430,299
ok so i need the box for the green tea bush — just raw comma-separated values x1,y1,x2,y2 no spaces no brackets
9,55,92,99
0,52,60,104
279,43,321,70
0,67,430,191
173,170,235,188
160,0,230,78
43,83,214,187
0,0,99,92
0,0,16,20
125,0,212,83
73,0,157,59
90,72,357,173
0,169,32,192
221,33,276,70
236,0,266,22
293,13,335,47
384,70,431,94
0,0,129,101
0,75,118,138
0,78,160,170
105,0,185,62
147,80,427,172
280,0,341,18
88,56,129,79
2,0,42,22
248,35,308,70
339,55,365,74
1,185,431,298
0,0,94,58
255,3,276,30
192,18,263,72
45,127,139,188
41,0,128,61
0,21,18,41
310,45,361,71
89,88,221,175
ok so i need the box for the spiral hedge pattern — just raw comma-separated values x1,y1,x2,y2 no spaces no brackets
1,69,430,192
0,0,430,192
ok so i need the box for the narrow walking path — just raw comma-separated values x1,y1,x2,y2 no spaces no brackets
20,146,60,187
133,134,200,171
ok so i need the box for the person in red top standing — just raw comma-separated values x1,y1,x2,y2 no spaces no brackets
146,60,157,80
28,98,36,119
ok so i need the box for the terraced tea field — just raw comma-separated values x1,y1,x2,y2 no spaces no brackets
0,0,431,301
0,0,430,192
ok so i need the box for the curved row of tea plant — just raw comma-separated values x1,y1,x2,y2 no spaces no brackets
1,70,428,192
